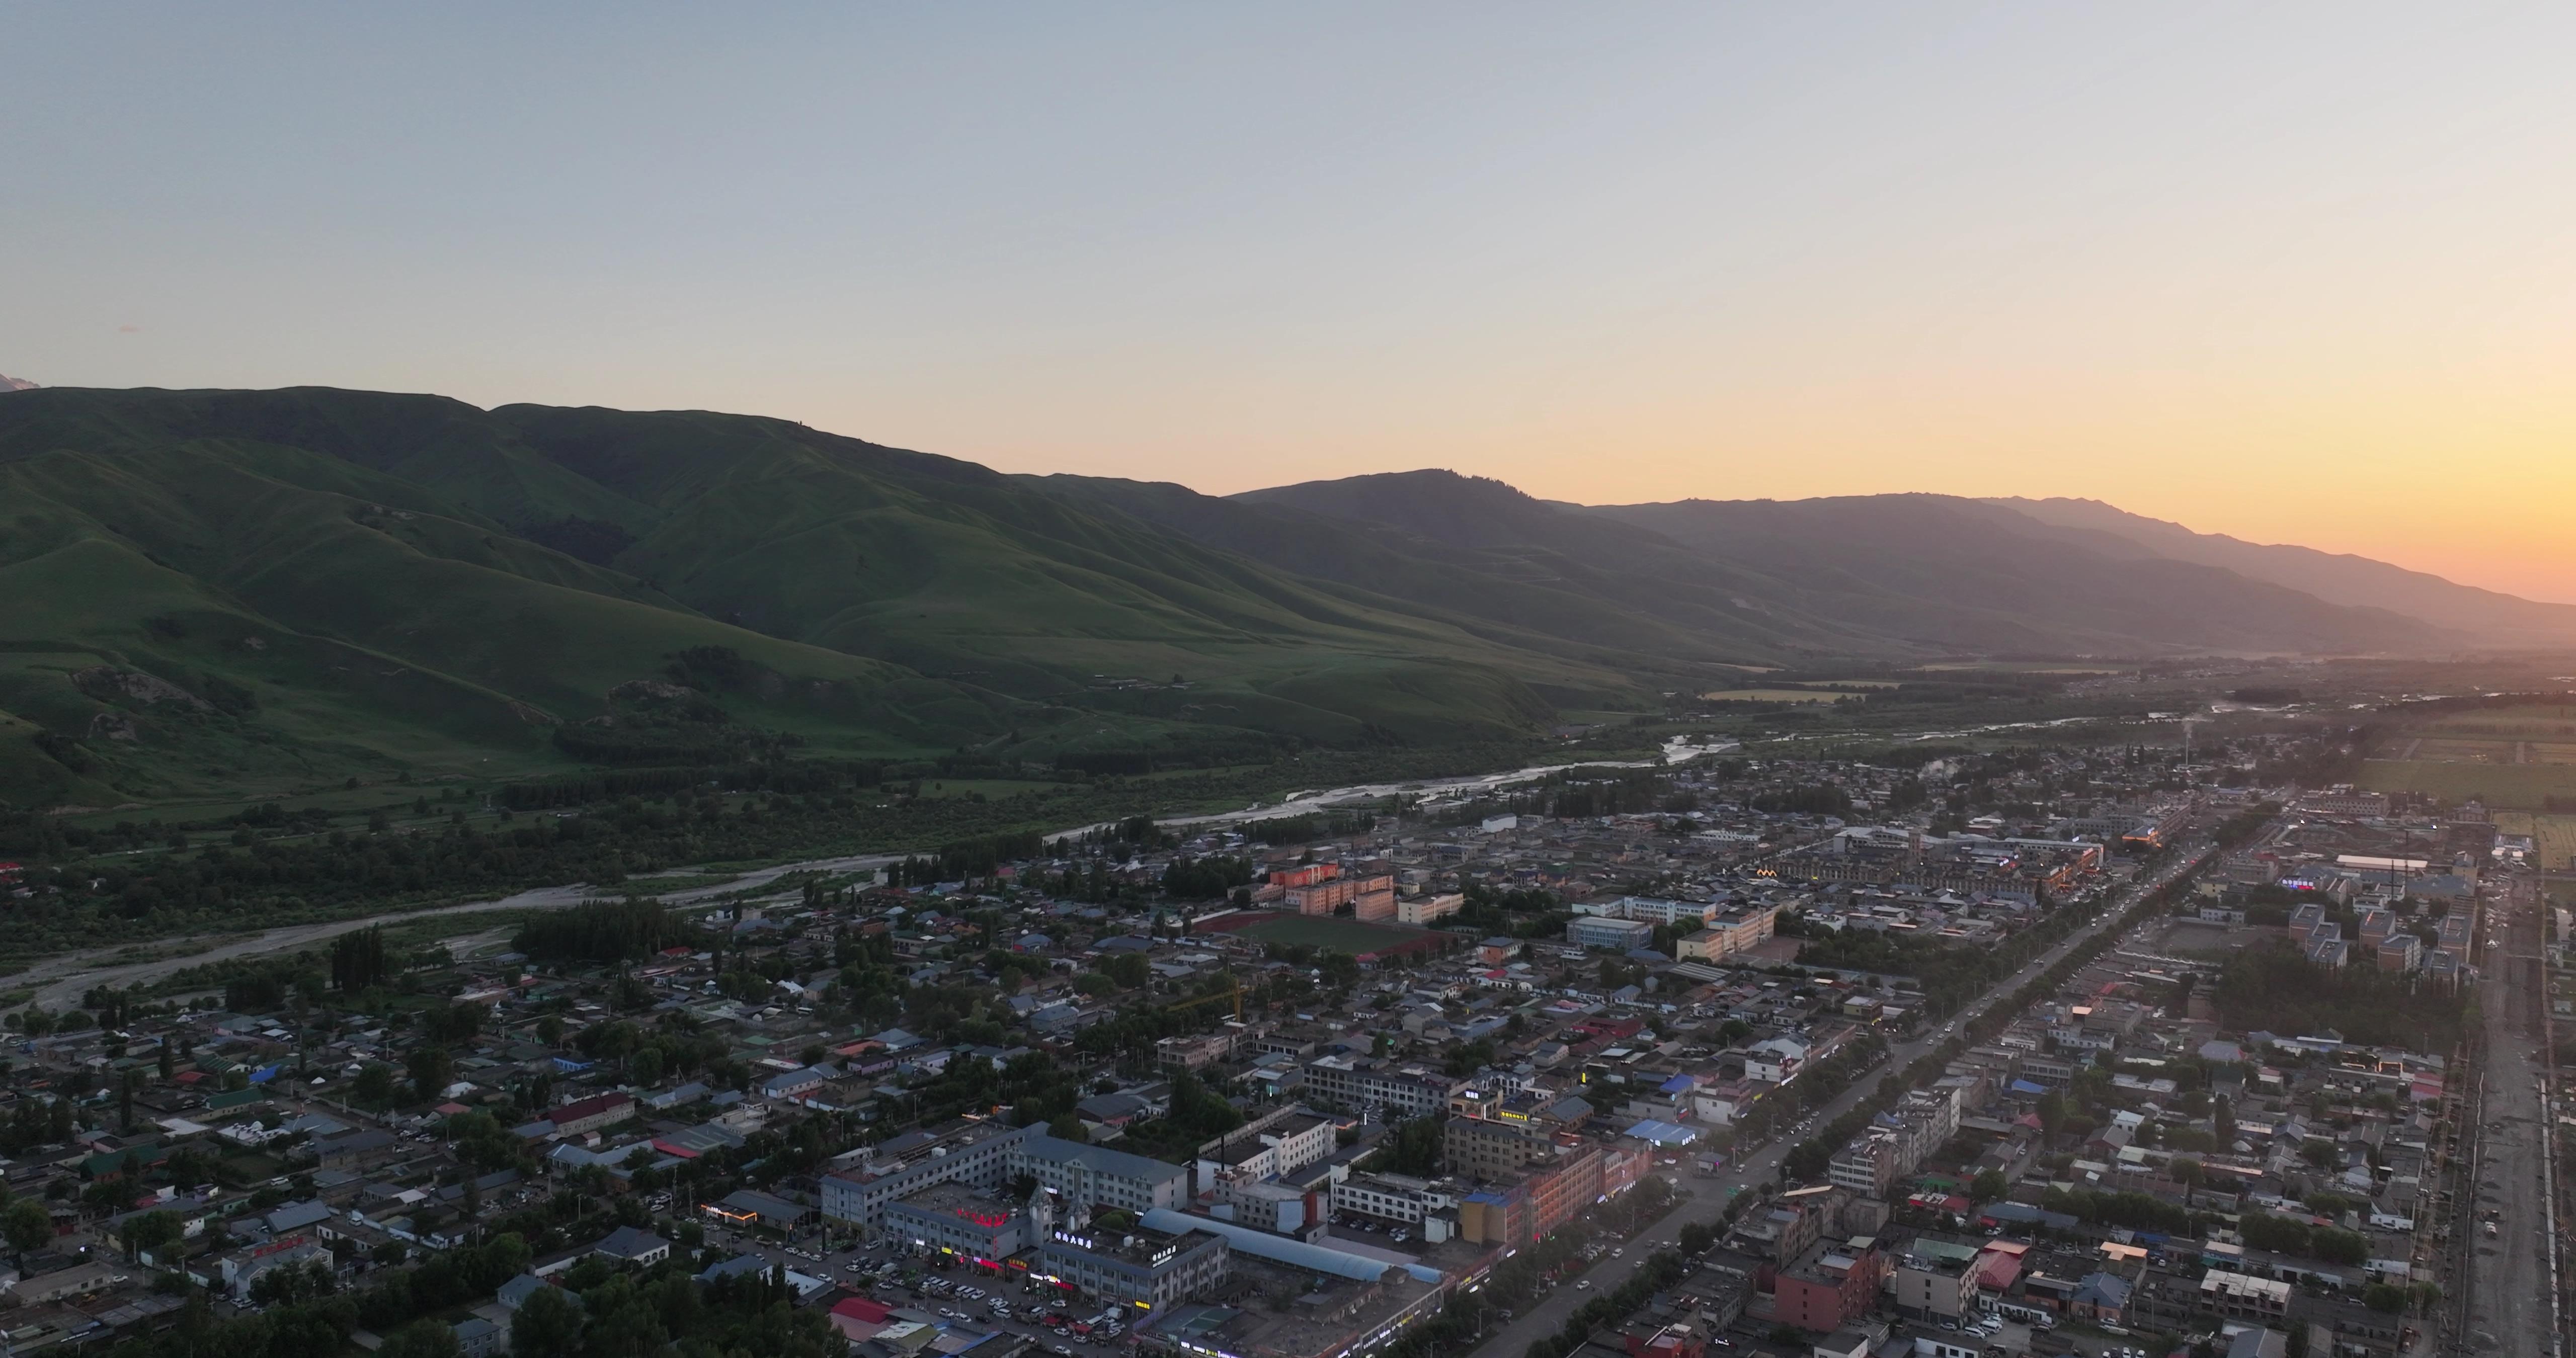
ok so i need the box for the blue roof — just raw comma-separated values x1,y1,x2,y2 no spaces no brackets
1659,1073,1699,1094
1623,1119,1699,1146
2008,1079,2048,1095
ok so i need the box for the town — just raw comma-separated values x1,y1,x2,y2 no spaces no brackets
0,736,2542,1358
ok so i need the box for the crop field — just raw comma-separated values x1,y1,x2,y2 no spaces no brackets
2356,759,2576,809
2422,703,2576,738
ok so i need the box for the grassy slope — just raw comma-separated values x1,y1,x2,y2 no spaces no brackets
0,389,1650,806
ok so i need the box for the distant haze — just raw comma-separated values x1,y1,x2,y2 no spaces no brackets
7,5,2574,599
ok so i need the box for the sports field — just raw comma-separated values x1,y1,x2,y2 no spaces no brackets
1234,914,1425,954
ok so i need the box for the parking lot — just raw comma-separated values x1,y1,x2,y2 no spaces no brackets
694,1223,1139,1355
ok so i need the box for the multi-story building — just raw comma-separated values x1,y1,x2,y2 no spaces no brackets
1397,893,1464,925
1300,1056,1457,1119
1565,916,1656,951
1194,1111,1336,1189
1036,1222,1228,1312
822,1119,1040,1228
1445,1115,1563,1180
881,1182,1030,1261
1009,1134,1192,1215
1331,1172,1453,1225
1774,1244,1887,1333
1890,1242,1981,1323
1677,902,1779,961
1826,1133,1898,1199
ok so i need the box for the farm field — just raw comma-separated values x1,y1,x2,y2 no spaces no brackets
2419,703,2576,738
2356,759,2576,809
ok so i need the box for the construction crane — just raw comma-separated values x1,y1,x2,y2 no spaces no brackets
1162,976,1245,1024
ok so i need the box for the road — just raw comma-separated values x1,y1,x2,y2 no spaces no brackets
2452,885,2561,1357
1463,842,2213,1358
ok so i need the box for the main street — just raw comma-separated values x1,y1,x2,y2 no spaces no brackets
1461,839,2216,1358
2449,882,2562,1357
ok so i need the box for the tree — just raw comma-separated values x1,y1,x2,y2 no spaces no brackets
409,1046,454,1104
3,1198,54,1257
121,1209,181,1261
512,1282,584,1358
1970,1169,2008,1204
380,1319,462,1358
353,1062,397,1108
2170,1158,2203,1189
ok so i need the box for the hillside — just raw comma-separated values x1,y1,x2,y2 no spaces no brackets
0,389,1632,807
1,384,2536,812
1984,496,2576,645
1239,472,2452,656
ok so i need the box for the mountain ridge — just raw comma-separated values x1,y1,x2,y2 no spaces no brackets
1,385,2555,810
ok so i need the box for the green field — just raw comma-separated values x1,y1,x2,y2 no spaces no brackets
2357,759,2576,809
1234,915,1424,954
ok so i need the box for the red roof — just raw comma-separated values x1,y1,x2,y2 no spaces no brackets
1975,1251,2024,1291
831,1298,892,1323
546,1091,634,1124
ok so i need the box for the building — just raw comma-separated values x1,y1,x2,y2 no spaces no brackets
1677,902,1779,962
1445,1115,1562,1180
1397,893,1465,926
823,1119,1041,1228
452,1318,503,1358
1774,1244,1887,1333
882,1182,1030,1261
1195,1111,1337,1189
542,1091,636,1139
1300,1056,1458,1119
2376,934,2421,972
1009,1133,1192,1215
1331,1172,1452,1226
1890,1242,1981,1323
1036,1221,1228,1312
592,1226,672,1267
706,1189,814,1232
1566,917,1657,951
1826,1133,1898,1199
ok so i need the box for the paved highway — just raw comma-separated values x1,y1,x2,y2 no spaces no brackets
1462,842,2214,1358
2452,887,2560,1357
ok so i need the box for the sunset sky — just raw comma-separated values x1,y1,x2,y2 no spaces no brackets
9,5,2574,599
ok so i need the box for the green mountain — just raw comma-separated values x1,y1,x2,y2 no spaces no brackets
0,388,1628,807
0,385,2517,811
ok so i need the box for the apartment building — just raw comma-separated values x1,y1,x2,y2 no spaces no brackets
821,1119,1040,1227
1009,1134,1192,1215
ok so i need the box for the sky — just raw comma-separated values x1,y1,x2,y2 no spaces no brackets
8,4,2576,600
